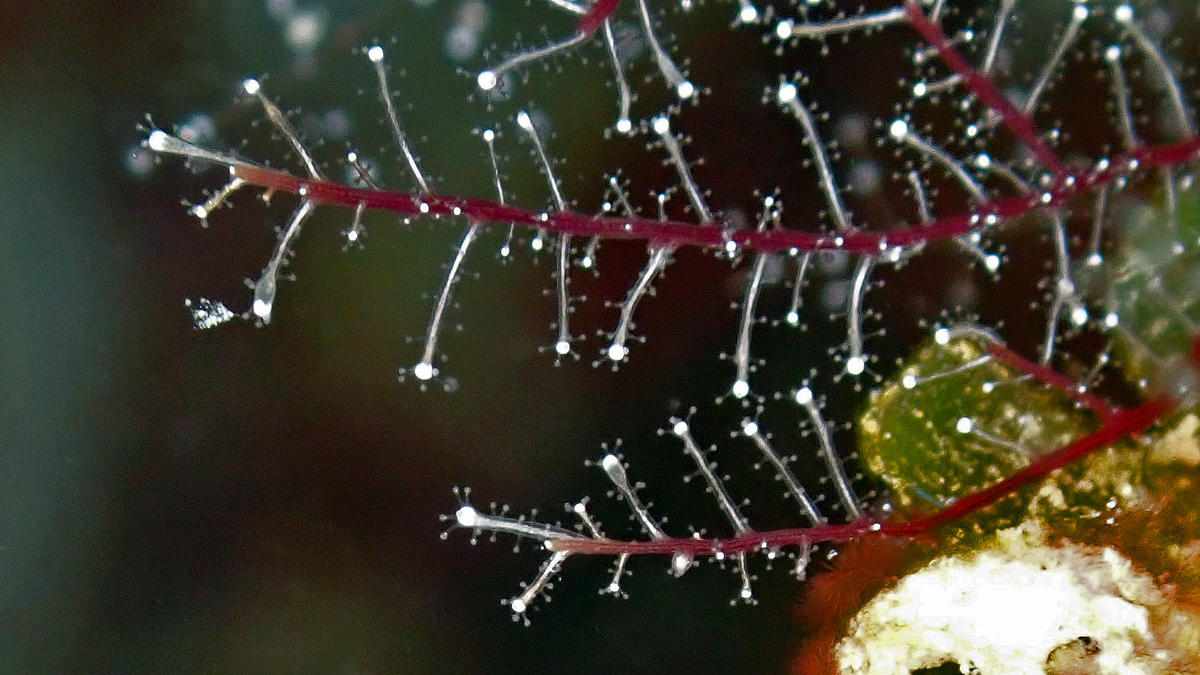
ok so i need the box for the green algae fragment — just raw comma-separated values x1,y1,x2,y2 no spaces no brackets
858,336,1090,532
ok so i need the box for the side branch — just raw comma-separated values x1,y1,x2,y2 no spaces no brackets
903,1,1066,177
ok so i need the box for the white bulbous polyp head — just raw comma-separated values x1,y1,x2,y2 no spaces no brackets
794,386,813,405
413,361,435,381
845,356,865,376
242,78,261,95
607,344,627,362
477,70,498,91
455,505,478,528
252,298,272,321
146,130,171,152
889,119,909,141
554,340,571,356
601,454,621,472
367,45,385,62
672,420,689,436
516,110,534,131
777,82,797,103
732,379,750,399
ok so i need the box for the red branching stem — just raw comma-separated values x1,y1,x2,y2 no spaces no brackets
230,137,1199,255
902,1,1066,178
984,342,1114,420
578,0,622,36
546,394,1172,557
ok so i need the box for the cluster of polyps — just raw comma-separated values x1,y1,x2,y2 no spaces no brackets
145,0,1199,622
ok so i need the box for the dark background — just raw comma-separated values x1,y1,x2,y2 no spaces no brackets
1,2,835,672
3,1,1196,673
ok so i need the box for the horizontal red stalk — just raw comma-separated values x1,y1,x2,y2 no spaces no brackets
231,136,1199,255
547,393,1171,556
984,341,1113,420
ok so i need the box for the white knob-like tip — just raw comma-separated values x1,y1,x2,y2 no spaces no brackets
252,298,272,320
455,505,478,528
601,454,621,472
477,70,498,91
889,119,908,141
554,339,571,356
242,78,261,95
516,110,534,131
651,116,670,135
675,80,695,99
794,386,813,405
146,129,170,152
509,597,527,614
607,343,627,362
672,419,689,436
615,118,632,134
367,45,385,63
777,82,797,103
732,379,750,399
845,356,865,376
413,361,435,381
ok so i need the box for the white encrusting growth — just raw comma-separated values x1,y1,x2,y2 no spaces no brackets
368,46,430,194
794,387,864,519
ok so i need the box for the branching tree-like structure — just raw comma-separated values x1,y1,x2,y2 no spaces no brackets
146,0,1200,624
